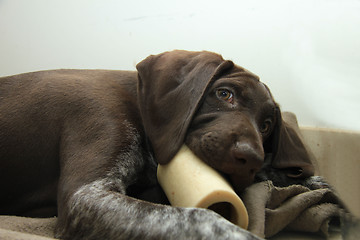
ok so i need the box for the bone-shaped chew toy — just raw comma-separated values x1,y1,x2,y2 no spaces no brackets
157,145,249,229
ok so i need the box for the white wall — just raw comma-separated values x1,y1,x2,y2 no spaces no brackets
1,0,359,131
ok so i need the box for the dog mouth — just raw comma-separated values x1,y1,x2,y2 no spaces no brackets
223,172,256,194
214,161,260,194
216,159,261,194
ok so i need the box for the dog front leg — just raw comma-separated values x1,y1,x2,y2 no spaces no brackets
55,177,262,240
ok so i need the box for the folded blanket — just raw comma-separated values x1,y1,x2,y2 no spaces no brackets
0,216,57,240
241,180,342,238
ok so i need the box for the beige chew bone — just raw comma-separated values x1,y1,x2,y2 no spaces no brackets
157,145,249,229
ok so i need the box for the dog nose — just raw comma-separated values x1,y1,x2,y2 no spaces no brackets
231,142,264,175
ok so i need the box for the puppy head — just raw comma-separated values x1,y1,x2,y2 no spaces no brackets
184,67,277,191
137,50,314,192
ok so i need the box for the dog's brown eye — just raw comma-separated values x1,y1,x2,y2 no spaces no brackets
216,89,234,103
260,119,272,134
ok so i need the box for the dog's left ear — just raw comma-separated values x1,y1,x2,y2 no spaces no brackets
267,110,315,178
136,50,234,165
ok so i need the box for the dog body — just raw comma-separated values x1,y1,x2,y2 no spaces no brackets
0,51,315,239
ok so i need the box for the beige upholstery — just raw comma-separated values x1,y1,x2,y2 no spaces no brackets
301,127,360,218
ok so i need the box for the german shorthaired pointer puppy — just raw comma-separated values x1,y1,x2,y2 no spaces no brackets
0,50,315,239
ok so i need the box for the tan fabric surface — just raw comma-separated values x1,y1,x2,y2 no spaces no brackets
242,180,342,238
0,216,57,240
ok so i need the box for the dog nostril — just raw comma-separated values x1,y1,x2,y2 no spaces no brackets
237,158,247,165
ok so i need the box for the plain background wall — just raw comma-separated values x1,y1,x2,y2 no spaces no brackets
1,0,359,131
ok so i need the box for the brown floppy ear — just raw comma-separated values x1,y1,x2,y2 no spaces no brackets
268,110,315,178
136,50,234,165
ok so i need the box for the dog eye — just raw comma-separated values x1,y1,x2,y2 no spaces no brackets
216,89,234,103
260,119,272,135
